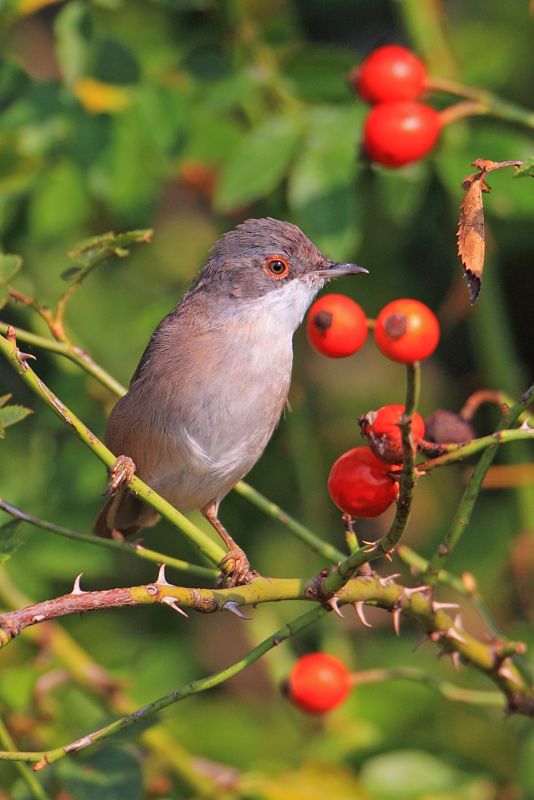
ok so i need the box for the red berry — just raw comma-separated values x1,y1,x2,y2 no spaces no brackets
374,298,440,363
288,653,351,714
351,45,427,105
328,446,399,518
306,294,368,358
363,101,440,167
360,404,425,464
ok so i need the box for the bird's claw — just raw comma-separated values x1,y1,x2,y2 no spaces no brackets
107,455,136,495
217,547,257,587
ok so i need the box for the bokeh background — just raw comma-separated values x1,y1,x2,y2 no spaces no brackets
1,1,534,798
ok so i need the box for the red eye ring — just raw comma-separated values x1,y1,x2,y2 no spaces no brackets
263,255,290,280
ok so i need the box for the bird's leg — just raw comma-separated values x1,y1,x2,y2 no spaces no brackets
202,501,256,587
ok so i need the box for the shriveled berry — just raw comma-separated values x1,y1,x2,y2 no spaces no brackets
351,45,427,105
287,652,351,714
360,404,426,464
363,101,441,167
307,294,368,358
328,446,399,518
424,409,474,444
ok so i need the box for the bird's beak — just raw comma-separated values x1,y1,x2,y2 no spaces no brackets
314,261,369,279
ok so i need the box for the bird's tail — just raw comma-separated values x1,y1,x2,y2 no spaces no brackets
93,488,160,538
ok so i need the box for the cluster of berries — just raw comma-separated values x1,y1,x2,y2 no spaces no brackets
348,44,441,167
306,294,439,518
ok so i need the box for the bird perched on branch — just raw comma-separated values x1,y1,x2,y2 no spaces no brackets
94,218,367,585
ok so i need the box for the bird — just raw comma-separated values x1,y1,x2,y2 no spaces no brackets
94,218,367,585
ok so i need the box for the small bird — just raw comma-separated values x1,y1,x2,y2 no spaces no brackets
94,218,367,585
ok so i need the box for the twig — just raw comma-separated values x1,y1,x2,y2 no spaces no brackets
425,384,534,581
319,362,421,595
234,481,345,563
0,328,226,568
417,428,534,472
7,606,328,770
0,568,221,795
0,321,127,397
0,717,50,800
426,76,534,129
0,499,218,581
351,667,503,706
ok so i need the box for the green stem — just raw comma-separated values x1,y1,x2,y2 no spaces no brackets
234,481,344,563
0,499,218,581
352,667,503,707
418,428,534,472
322,363,421,594
0,330,226,568
8,606,328,770
427,77,534,129
0,321,127,397
0,569,220,796
425,384,534,581
0,717,50,800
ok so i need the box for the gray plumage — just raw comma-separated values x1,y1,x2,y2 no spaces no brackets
95,218,366,546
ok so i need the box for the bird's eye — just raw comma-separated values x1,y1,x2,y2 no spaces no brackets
263,256,290,280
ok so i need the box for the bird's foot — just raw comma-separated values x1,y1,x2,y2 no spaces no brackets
217,547,258,588
106,455,136,495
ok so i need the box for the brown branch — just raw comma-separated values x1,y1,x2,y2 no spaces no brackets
0,570,531,718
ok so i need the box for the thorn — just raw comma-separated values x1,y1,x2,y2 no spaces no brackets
498,664,517,683
161,596,188,617
326,596,345,618
453,613,464,630
403,585,431,599
392,607,401,636
354,601,372,628
17,350,37,369
378,572,401,587
451,651,462,670
361,540,378,551
224,601,252,620
447,628,468,644
72,574,85,595
156,564,174,586
519,419,534,432
432,601,460,612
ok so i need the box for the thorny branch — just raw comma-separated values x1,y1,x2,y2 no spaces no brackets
0,568,531,770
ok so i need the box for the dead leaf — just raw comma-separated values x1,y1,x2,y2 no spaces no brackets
457,159,522,304
457,169,490,304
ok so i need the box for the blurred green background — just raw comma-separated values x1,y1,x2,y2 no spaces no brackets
0,0,534,798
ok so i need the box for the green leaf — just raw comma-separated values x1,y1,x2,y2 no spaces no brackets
288,105,363,260
63,228,153,283
28,159,91,240
54,1,93,85
215,115,302,212
360,750,463,799
0,403,32,437
514,156,534,178
0,520,22,564
57,747,143,800
0,252,22,308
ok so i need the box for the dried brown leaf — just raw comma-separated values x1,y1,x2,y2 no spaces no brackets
457,159,523,304
457,170,490,304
